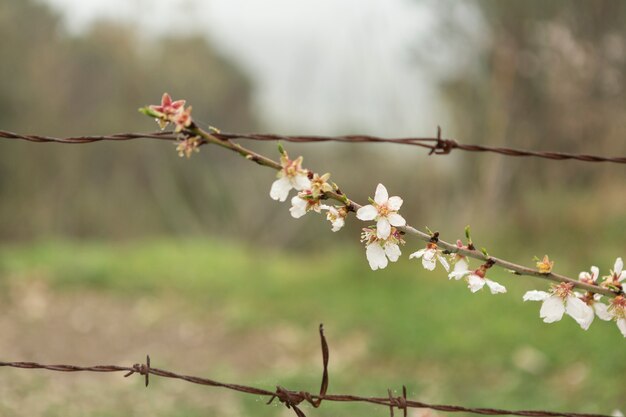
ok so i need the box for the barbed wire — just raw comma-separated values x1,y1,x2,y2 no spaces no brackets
0,325,614,417
1,128,625,164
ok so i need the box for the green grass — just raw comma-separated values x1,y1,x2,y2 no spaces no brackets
0,239,624,415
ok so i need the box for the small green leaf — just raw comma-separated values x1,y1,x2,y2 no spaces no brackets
138,106,161,118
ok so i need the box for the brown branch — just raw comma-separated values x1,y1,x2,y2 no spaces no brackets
0,325,614,417
2,128,626,164
190,125,620,298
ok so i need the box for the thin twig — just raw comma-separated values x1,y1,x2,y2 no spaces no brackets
190,125,620,298
0,325,613,417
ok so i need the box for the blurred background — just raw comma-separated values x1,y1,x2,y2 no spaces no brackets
0,0,625,415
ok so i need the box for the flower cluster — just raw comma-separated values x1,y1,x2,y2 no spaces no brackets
147,93,193,132
267,152,510,295
269,148,348,233
142,93,200,158
524,258,625,337
361,226,404,270
449,260,506,294
410,233,506,295
176,136,201,158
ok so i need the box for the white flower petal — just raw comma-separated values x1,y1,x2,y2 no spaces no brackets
453,258,469,273
615,257,623,275
366,244,388,270
448,270,469,280
356,205,377,221
289,196,308,218
568,299,595,330
409,249,426,259
374,183,389,205
387,196,403,211
330,217,344,232
421,248,436,261
467,274,485,293
539,296,565,323
593,302,612,321
376,218,391,239
617,318,626,338
437,255,450,272
590,266,599,281
523,290,550,302
270,177,293,202
387,213,406,227
384,243,401,262
485,279,507,294
292,174,311,191
422,256,436,271
565,296,593,329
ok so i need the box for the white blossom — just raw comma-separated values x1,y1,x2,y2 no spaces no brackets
361,227,404,271
269,154,311,202
323,206,346,232
523,283,594,329
356,184,406,239
576,266,611,329
409,243,449,272
449,268,506,294
602,257,626,290
578,266,600,284
289,193,322,219
449,240,469,274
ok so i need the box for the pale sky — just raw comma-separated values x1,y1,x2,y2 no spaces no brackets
40,0,486,135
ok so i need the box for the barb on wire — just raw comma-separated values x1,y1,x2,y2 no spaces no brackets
1,128,625,164
0,325,614,417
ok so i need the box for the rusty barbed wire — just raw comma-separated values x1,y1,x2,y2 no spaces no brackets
1,128,625,164
0,325,615,417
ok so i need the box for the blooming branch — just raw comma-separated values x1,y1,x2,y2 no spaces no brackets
139,94,624,337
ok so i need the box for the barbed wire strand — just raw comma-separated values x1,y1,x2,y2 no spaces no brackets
0,325,613,417
1,128,625,164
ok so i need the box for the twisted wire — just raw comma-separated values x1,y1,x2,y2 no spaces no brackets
0,325,614,417
1,129,625,164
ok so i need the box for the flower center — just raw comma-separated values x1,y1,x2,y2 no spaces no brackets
552,282,574,299
610,296,626,319
377,204,390,217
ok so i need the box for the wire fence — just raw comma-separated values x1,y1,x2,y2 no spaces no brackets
1,128,625,164
0,325,614,417
1,127,622,416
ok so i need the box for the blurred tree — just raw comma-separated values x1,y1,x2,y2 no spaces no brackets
0,0,258,240
438,0,626,207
